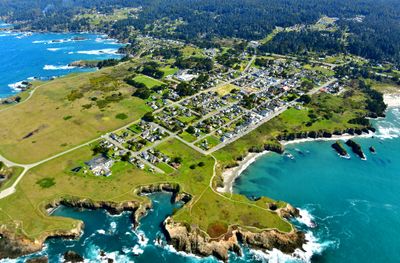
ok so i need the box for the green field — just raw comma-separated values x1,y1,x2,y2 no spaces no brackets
160,66,179,77
179,131,198,143
0,63,151,164
133,75,166,88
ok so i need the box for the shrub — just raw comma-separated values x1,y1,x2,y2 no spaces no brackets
115,113,128,120
36,177,55,188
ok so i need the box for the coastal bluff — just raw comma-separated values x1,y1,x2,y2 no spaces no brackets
164,205,306,261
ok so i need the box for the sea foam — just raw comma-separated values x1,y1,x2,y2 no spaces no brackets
43,64,75,70
75,48,119,55
250,231,334,263
47,47,62,52
297,208,316,228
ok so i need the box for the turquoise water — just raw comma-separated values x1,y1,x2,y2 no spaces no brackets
0,27,123,98
234,107,400,262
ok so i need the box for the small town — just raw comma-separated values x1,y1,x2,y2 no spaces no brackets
73,39,342,177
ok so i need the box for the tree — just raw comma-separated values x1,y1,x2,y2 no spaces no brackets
92,144,108,156
186,126,196,134
121,152,131,162
142,112,154,122
298,94,311,104
133,88,151,99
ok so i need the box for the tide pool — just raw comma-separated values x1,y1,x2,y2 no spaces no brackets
0,29,123,98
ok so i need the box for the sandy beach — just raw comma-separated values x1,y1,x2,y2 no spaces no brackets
384,94,400,108
218,132,375,193
217,151,270,193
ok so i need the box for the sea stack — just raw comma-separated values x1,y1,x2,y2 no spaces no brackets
346,139,366,159
331,141,349,158
369,146,376,153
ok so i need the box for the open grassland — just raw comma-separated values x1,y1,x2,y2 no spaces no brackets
0,63,151,164
0,138,291,243
214,91,369,167
75,8,137,26
0,146,163,240
368,80,400,94
303,64,335,76
174,188,292,238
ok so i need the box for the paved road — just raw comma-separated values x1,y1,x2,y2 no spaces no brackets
206,78,337,153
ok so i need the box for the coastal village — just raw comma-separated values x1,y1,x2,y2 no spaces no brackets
72,36,345,177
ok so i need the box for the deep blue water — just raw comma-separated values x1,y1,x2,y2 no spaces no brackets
0,27,123,98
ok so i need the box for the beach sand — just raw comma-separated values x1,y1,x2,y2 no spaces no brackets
384,94,400,108
217,151,269,193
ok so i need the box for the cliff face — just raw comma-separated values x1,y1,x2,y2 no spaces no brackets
276,126,374,141
164,217,305,261
0,222,83,260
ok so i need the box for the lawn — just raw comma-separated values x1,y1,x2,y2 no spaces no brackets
216,84,239,96
133,74,165,88
156,162,175,174
179,131,198,143
160,66,179,78
196,135,221,150
303,64,335,76
0,63,151,164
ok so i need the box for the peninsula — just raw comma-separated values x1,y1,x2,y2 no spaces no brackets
0,0,399,261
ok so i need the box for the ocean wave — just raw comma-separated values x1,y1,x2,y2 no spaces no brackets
250,231,334,263
134,230,149,247
0,31,20,37
132,244,144,255
375,125,400,139
43,64,76,70
163,244,204,260
32,40,47,44
75,48,120,55
7,81,24,92
47,47,62,52
96,229,106,235
297,209,317,228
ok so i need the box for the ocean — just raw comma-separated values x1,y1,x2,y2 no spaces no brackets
0,27,123,98
1,27,400,263
234,107,400,262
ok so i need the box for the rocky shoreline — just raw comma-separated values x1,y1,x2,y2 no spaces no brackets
0,183,191,260
0,181,309,262
164,205,305,261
